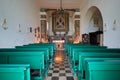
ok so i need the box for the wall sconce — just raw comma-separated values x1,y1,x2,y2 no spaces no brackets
37,26,40,32
34,28,37,37
104,23,107,32
30,27,32,33
2,18,8,30
112,19,116,31
19,24,21,32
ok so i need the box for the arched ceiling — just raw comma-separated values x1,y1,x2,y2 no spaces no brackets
35,0,87,9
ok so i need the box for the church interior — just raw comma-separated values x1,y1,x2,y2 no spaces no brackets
0,0,120,80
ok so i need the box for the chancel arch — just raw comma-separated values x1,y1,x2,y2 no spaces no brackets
39,8,80,43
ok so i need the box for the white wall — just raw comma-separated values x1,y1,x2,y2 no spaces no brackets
80,0,120,48
0,0,40,48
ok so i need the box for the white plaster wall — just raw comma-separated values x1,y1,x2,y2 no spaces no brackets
80,0,120,48
0,0,40,48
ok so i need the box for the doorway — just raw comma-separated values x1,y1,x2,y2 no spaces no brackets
85,6,103,46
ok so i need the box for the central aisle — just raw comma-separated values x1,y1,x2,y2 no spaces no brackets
46,50,75,80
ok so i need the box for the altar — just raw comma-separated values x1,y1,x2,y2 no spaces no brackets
53,40,65,50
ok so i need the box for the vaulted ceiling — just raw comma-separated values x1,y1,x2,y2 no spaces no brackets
36,0,87,9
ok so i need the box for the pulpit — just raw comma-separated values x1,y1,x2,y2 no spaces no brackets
53,40,65,50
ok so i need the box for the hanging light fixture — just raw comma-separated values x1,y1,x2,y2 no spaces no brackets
57,0,64,14
45,0,76,13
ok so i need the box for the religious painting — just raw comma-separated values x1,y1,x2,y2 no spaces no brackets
82,33,89,44
67,36,73,43
52,12,69,34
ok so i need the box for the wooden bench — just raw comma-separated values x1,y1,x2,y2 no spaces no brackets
69,46,107,56
85,59,120,80
0,48,50,70
0,51,45,80
66,44,107,54
78,52,120,79
23,43,55,54
25,43,56,51
69,48,107,75
71,48,120,66
0,64,30,80
16,45,54,61
64,43,89,53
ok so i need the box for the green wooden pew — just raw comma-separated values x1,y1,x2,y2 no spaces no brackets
15,48,49,64
16,45,54,60
0,64,30,80
70,47,107,60
85,59,120,80
24,43,55,53
0,48,50,70
64,44,107,75
17,48,50,65
71,48,120,67
69,46,107,56
16,46,53,62
64,43,88,53
25,43,56,51
78,52,120,79
66,44,106,54
64,43,79,53
71,49,120,65
80,58,120,80
65,44,107,62
79,49,120,71
68,48,107,74
0,51,45,80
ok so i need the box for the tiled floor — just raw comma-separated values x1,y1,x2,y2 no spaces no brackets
46,50,76,80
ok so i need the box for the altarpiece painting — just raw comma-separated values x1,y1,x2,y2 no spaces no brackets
52,12,69,35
